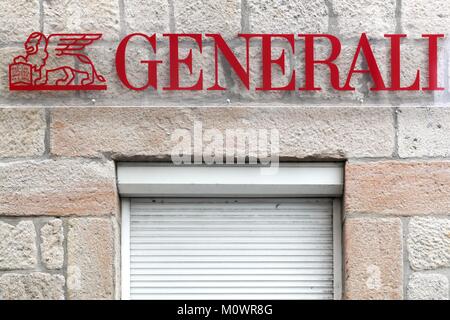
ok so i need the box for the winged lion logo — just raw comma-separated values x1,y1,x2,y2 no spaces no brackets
9,32,107,91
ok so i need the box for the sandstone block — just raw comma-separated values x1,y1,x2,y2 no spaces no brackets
407,273,449,300
40,219,64,269
67,218,114,299
0,159,118,216
0,273,64,300
344,218,403,299
408,217,450,270
0,108,45,158
0,221,37,270
345,161,450,215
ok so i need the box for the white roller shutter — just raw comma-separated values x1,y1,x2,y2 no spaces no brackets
125,198,338,300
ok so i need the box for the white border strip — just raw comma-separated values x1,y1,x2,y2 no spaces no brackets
333,199,343,300
121,198,131,300
117,163,343,197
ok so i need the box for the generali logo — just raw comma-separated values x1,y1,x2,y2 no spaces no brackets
9,32,446,92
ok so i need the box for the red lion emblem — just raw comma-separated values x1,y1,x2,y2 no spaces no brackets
9,32,107,91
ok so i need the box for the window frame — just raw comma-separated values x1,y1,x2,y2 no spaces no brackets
119,163,343,300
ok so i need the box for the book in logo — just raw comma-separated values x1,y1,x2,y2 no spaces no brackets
9,32,107,91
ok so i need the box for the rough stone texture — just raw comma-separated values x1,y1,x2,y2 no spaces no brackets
0,221,37,270
0,108,45,158
344,218,403,299
407,273,449,300
0,159,118,216
408,217,450,270
435,41,450,104
398,107,450,158
44,0,120,41
67,218,114,299
0,0,40,43
403,0,450,38
40,219,64,269
0,273,65,300
334,0,396,38
345,161,450,215
50,107,395,158
174,0,241,38
124,0,170,34
248,0,328,33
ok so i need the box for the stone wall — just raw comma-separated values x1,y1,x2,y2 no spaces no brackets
1,1,450,300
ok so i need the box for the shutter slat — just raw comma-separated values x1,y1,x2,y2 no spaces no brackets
129,249,332,256
130,268,333,275
130,231,333,236
130,262,332,269
129,293,331,300
131,281,333,288
128,255,333,262
129,236,332,242
130,275,333,281
129,198,334,300
130,287,334,294
130,243,332,250
130,226,332,230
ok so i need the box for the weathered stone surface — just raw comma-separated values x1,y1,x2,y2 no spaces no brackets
344,218,403,299
174,0,241,38
50,107,395,159
408,217,450,270
398,107,450,158
403,0,450,38
0,0,40,43
435,42,450,104
345,161,450,215
248,0,328,33
0,108,45,158
0,273,65,300
67,218,114,299
407,273,449,300
334,0,396,38
0,159,118,216
44,0,120,41
124,0,170,34
0,221,37,270
40,219,64,270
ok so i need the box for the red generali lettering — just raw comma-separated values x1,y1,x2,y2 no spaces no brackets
115,33,444,92
115,33,445,92
9,32,445,92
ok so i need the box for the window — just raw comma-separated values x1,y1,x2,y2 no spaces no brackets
119,164,343,300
